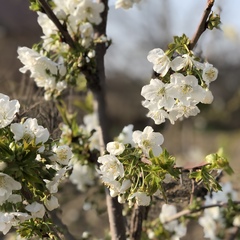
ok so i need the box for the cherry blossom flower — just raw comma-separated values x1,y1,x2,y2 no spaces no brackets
44,166,69,194
132,126,164,157
170,102,200,120
69,163,95,192
115,0,141,9
98,155,124,181
0,212,29,235
45,195,59,211
129,192,151,206
142,101,171,124
74,0,104,25
117,124,135,146
25,202,45,219
81,113,101,151
168,73,206,106
160,204,187,239
198,214,217,239
202,63,218,86
51,145,72,165
10,118,49,151
199,182,239,240
17,47,67,99
115,0,134,9
0,94,20,128
141,79,175,110
106,141,125,155
147,48,171,77
171,54,194,71
0,173,21,205
233,215,240,227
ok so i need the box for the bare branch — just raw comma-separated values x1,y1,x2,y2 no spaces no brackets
164,201,240,224
130,205,149,240
189,0,215,50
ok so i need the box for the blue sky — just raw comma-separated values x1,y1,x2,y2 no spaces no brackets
105,0,240,78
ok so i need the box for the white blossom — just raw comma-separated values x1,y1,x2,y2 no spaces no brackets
115,0,134,9
202,63,218,86
160,204,187,239
119,179,132,193
168,73,206,106
45,195,59,211
115,0,141,9
106,141,125,155
117,124,135,146
44,166,69,193
201,89,214,104
69,163,95,192
98,155,124,181
51,145,72,165
81,113,101,150
147,48,171,77
0,173,21,205
0,94,20,128
17,47,67,99
7,194,22,204
108,180,121,197
118,195,126,204
141,79,175,110
132,126,164,157
80,22,94,38
199,182,239,240
129,192,150,206
25,202,45,219
0,212,14,235
171,54,194,71
0,212,29,235
10,118,49,151
170,102,200,120
233,215,240,227
199,214,217,239
74,0,104,25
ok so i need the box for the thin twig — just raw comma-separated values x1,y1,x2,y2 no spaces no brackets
164,201,240,224
189,170,195,205
48,210,76,240
189,0,215,50
38,0,76,48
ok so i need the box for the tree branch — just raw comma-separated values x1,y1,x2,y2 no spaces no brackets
38,0,76,48
189,0,215,50
164,201,240,224
36,1,126,239
93,1,126,239
130,205,148,240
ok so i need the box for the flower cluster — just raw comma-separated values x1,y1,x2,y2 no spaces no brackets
199,182,239,239
59,112,100,192
0,93,72,236
18,0,107,100
17,47,67,100
37,0,104,51
142,41,218,124
97,125,180,206
159,204,187,239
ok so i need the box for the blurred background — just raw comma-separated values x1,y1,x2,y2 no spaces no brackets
1,0,240,239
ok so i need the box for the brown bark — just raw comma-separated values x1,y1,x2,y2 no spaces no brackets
189,0,215,50
38,0,126,239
